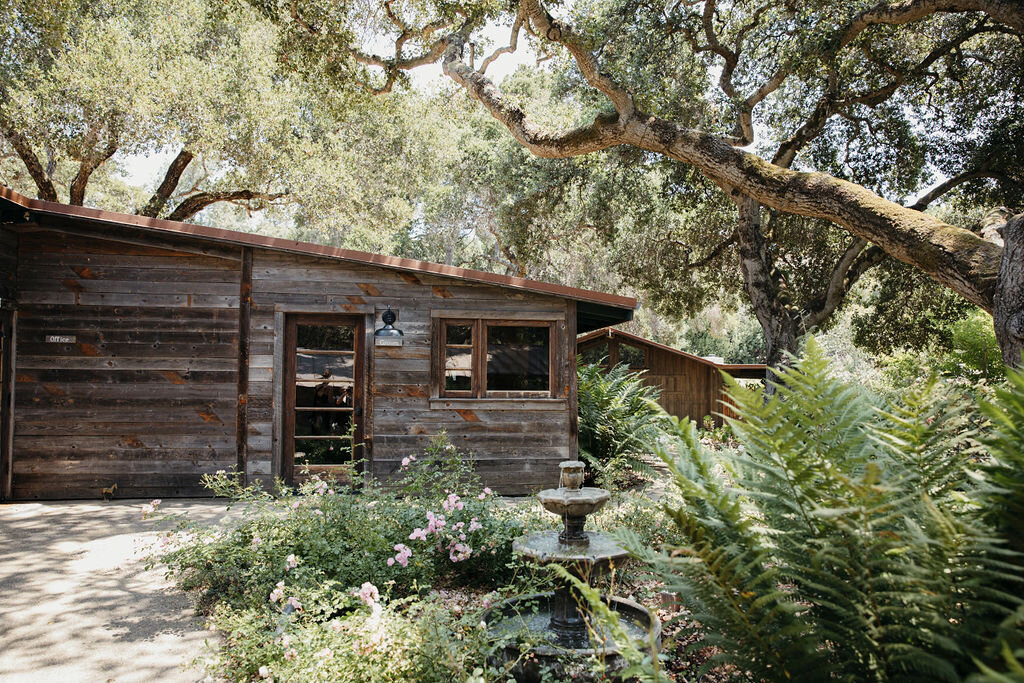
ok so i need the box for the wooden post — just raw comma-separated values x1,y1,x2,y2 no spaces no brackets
235,247,252,485
363,311,375,484
272,310,286,481
567,302,578,460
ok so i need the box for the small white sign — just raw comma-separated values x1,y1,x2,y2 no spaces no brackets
375,337,403,347
46,335,76,343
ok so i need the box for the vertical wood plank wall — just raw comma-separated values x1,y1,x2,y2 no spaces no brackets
247,251,572,494
10,231,241,499
644,346,724,426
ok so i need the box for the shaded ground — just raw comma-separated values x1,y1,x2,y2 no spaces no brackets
0,499,237,683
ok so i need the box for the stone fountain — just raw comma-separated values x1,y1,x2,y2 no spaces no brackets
486,460,661,680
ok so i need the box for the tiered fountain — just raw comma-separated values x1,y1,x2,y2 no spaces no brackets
486,460,661,680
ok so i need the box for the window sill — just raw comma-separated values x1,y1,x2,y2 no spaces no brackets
429,397,568,411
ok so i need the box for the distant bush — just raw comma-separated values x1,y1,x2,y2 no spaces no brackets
616,340,1024,682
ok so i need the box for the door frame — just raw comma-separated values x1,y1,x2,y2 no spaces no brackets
281,313,366,484
0,307,14,500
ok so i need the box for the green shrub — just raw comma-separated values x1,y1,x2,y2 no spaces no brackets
577,361,672,487
201,590,503,682
155,435,523,613
616,339,1024,682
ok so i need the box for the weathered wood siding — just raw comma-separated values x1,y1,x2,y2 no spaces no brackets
0,226,17,300
644,347,724,425
248,250,573,494
10,231,241,499
579,336,726,426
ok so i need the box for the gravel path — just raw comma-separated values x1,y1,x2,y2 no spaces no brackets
0,499,237,683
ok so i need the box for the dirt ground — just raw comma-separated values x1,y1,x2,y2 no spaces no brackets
0,499,237,683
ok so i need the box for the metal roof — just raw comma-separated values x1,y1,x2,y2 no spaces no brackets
577,326,766,378
0,186,635,331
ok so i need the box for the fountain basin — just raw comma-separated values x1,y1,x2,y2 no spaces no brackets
485,592,662,682
536,486,610,519
513,531,629,573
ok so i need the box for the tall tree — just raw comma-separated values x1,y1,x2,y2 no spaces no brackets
0,0,437,233
264,0,1024,365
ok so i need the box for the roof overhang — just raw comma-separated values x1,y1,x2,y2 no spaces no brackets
577,326,766,374
0,186,635,330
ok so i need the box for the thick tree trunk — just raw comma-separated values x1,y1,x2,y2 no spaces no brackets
139,149,194,218
993,213,1024,368
733,196,801,390
0,120,58,202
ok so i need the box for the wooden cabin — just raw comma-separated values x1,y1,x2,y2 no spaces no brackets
576,327,765,425
0,187,634,500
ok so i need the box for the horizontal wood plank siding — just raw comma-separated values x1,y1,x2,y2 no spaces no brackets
10,231,240,499
248,250,572,494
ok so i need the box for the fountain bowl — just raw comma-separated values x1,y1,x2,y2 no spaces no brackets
513,530,629,573
485,591,662,682
536,486,610,519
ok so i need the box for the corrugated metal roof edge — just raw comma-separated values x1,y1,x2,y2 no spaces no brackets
577,326,767,373
0,185,637,311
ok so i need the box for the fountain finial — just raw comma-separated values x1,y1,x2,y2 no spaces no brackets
558,460,585,490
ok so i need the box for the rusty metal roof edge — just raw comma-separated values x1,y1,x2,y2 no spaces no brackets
0,185,637,310
576,326,767,371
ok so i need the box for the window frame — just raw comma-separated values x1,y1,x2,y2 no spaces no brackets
435,317,556,399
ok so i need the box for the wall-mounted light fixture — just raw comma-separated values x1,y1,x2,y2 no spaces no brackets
374,305,404,346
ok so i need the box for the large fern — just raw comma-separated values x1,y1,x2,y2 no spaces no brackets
577,361,671,485
618,339,1024,682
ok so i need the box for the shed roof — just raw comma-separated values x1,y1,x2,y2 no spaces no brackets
577,327,766,378
0,186,635,331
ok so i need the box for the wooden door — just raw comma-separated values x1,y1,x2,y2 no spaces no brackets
283,315,364,484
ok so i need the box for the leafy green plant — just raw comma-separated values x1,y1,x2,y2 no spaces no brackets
577,360,672,488
396,431,481,499
941,310,1005,382
615,339,1024,682
154,438,523,614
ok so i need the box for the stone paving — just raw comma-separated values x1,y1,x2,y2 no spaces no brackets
0,499,236,683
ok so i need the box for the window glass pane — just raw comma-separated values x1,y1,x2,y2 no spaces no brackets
580,342,608,365
296,353,354,382
445,348,473,391
446,324,473,346
295,409,353,437
296,379,353,408
620,343,645,368
294,438,351,466
297,324,353,351
486,325,549,391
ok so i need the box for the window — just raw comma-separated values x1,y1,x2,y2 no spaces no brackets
443,322,475,395
437,319,553,398
619,342,646,369
579,341,609,367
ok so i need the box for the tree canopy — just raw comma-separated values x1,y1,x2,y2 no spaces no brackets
0,0,447,241
259,0,1023,364
3,0,1022,364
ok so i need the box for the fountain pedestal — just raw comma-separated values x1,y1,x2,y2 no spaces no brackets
487,460,661,680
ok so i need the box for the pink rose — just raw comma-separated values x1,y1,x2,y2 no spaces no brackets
357,581,379,606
